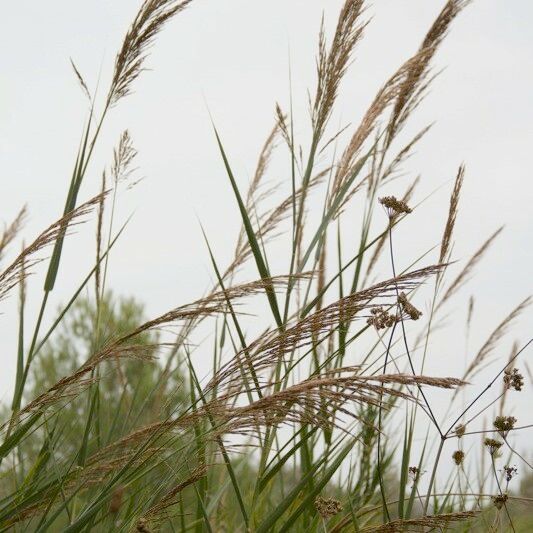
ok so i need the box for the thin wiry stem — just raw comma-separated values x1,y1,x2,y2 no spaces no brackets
445,337,533,436
387,222,442,436
376,320,398,523
491,456,516,533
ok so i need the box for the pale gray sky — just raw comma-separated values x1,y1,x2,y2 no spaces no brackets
1,1,532,459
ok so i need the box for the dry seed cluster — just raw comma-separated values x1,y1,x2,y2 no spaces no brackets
379,195,412,217
503,368,524,391
452,450,465,466
398,292,422,320
484,438,503,456
493,416,516,438
367,306,399,329
314,496,343,519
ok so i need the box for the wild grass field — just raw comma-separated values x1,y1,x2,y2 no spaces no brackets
1,0,532,531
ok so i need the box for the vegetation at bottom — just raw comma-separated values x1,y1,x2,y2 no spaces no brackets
1,0,532,531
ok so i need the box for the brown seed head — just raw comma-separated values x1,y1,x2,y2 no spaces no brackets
455,424,466,438
493,415,516,438
492,493,508,510
315,496,343,519
398,292,422,320
484,438,503,456
503,368,524,391
502,465,518,483
452,450,465,466
379,195,412,217
367,306,399,330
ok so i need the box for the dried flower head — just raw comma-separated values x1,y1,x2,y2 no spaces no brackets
367,306,399,330
452,450,465,466
484,438,503,456
315,496,343,519
492,493,508,510
502,465,518,483
455,424,466,438
493,416,516,438
503,368,524,391
408,466,424,483
379,195,412,217
398,292,422,320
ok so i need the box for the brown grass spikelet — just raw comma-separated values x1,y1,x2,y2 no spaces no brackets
140,464,208,523
313,0,366,140
223,173,326,281
69,58,91,101
111,130,138,186
331,0,470,205
0,193,107,303
438,226,503,307
210,265,444,391
0,205,27,262
210,371,465,441
331,54,426,200
439,164,465,264
107,0,193,106
386,0,471,142
11,273,316,426
462,297,531,381
360,511,478,532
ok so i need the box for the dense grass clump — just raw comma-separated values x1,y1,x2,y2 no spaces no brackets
1,1,532,531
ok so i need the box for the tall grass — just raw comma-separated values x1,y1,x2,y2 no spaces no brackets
1,0,532,531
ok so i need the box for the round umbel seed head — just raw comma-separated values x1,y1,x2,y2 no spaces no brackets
315,496,343,519
493,416,516,438
484,438,503,456
452,450,465,466
503,368,524,391
503,465,518,483
367,307,399,329
379,196,412,217
455,424,466,438
492,493,508,510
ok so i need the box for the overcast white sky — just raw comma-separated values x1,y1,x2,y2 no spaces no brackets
1,1,533,460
